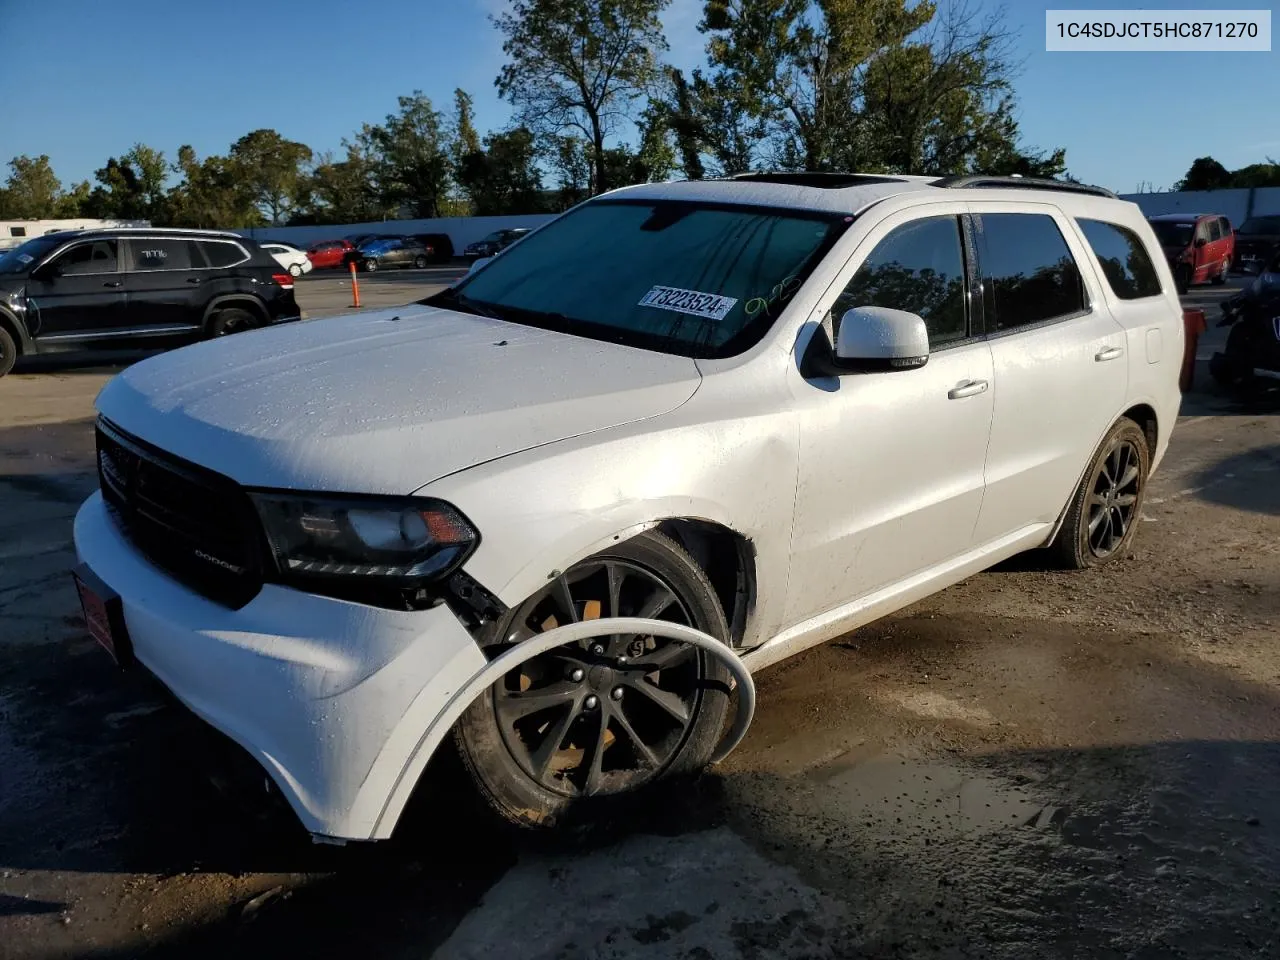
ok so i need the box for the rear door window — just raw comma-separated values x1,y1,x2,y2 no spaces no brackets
1077,219,1162,300
128,238,198,272
975,213,1086,331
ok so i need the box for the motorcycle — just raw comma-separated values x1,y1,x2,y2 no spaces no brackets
1210,260,1280,393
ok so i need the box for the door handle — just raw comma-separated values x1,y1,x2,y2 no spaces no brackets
947,379,989,400
1095,346,1124,362
103,280,122,288
186,277,202,284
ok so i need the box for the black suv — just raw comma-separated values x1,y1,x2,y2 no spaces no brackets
0,228,300,377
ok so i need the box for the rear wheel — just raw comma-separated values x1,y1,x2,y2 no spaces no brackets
288,263,303,277
207,307,256,338
364,259,379,273
1050,418,1149,569
454,531,733,830
0,325,16,377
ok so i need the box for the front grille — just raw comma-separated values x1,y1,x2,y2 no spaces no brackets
96,419,265,608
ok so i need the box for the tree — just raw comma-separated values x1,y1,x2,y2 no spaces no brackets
167,146,262,229
548,135,593,209
54,181,91,218
302,144,384,224
451,88,482,164
228,129,313,225
456,127,545,215
0,155,64,218
362,93,452,218
1175,156,1232,191
664,68,706,179
494,0,670,194
1226,160,1280,188
634,104,677,182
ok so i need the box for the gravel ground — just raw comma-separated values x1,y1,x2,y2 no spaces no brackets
1,281,1277,960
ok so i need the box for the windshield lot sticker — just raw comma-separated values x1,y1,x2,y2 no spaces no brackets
639,285,738,321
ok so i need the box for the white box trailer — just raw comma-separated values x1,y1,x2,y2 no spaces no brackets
0,218,151,250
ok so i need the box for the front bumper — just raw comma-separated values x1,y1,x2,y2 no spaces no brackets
73,492,487,840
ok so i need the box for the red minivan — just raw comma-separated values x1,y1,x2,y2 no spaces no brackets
1147,213,1234,294
306,239,356,270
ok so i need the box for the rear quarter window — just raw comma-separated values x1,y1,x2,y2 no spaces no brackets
201,241,248,268
1077,219,1162,300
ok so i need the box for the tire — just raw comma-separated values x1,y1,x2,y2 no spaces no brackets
413,255,428,269
364,259,378,273
1212,258,1229,285
207,307,257,338
1050,417,1150,570
454,531,733,831
0,325,16,378
289,263,302,277
1175,264,1191,295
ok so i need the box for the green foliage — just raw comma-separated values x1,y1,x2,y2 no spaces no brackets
228,129,313,225
494,0,669,194
361,92,452,218
1174,156,1280,191
0,155,65,219
456,127,545,215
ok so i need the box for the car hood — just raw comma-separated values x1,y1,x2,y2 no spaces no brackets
96,305,702,494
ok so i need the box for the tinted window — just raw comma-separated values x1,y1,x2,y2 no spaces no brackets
1219,216,1232,235
441,200,845,358
831,216,968,347
131,239,197,272
1078,219,1161,300
0,235,63,273
1208,219,1223,241
52,239,119,276
978,214,1085,330
10,227,25,238
202,241,245,268
1150,220,1193,248
1239,216,1280,235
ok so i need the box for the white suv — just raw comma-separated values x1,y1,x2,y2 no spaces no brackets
73,173,1183,840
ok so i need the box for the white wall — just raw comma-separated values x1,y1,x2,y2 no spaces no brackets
234,214,558,253
1118,187,1280,225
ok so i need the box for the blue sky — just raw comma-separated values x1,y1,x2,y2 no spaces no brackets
0,0,1275,195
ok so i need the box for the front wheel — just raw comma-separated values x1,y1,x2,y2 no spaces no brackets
1050,418,1150,569
0,325,16,377
1212,258,1230,284
413,255,428,269
454,531,733,830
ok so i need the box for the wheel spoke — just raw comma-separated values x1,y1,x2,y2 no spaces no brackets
1116,464,1140,491
552,575,579,624
631,641,696,672
637,585,676,621
528,701,580,781
624,676,691,724
1111,505,1128,538
496,680,581,721
606,562,624,618
611,706,661,768
1088,506,1108,536
1108,444,1123,483
581,708,610,796
1088,492,1107,507
1113,493,1137,507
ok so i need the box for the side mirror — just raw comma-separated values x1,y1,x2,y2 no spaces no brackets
466,256,493,276
1194,237,1207,248
833,306,930,371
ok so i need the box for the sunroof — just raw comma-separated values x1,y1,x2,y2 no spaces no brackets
725,172,906,189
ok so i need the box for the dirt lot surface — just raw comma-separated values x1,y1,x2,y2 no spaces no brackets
1,280,1277,959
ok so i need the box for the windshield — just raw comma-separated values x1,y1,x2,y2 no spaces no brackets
1239,216,1280,236
0,235,63,274
425,199,847,358
1149,220,1194,248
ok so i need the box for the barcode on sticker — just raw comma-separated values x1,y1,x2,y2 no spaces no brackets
638,285,738,322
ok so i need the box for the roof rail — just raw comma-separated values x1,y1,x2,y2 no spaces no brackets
933,175,1116,199
720,171,910,189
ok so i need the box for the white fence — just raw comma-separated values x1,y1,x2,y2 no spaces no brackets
1119,186,1280,225
234,214,558,253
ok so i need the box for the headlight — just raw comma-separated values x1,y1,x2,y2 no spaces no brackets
251,492,478,589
